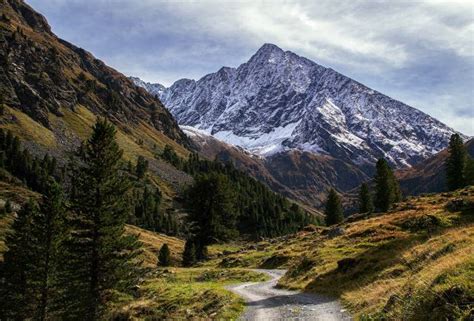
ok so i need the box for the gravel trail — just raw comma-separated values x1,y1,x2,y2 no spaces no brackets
227,269,352,321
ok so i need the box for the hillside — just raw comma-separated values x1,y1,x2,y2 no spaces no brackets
182,126,369,209
208,187,474,320
0,0,193,204
133,43,464,208
398,139,474,196
0,177,268,320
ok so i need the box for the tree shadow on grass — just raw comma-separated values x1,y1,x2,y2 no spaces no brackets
303,234,427,296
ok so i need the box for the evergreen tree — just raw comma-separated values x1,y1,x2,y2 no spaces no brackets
446,133,467,191
158,243,171,266
374,158,401,212
1,181,66,320
61,119,142,320
324,188,344,226
32,180,66,321
4,199,12,213
171,144,315,239
358,182,374,214
135,155,148,179
161,144,181,168
0,200,36,320
465,157,474,186
186,173,238,250
182,239,196,267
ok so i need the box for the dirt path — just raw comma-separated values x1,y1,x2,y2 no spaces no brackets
227,269,352,321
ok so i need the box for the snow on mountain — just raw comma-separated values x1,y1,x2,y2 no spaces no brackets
130,76,166,98
135,43,463,168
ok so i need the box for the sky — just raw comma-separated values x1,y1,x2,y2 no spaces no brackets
27,0,474,135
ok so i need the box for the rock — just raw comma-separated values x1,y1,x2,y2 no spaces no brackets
337,258,359,272
326,227,345,238
445,198,474,212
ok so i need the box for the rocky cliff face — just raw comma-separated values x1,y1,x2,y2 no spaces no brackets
0,0,188,146
135,43,462,169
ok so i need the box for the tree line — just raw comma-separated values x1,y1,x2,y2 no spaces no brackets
445,133,474,190
324,133,473,226
0,129,59,194
160,146,317,260
126,155,180,236
0,120,143,320
324,158,401,226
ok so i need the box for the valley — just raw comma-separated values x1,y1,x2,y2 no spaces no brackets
0,1,473,321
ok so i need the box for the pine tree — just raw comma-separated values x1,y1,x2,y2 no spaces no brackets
61,118,142,320
446,133,467,191
135,155,148,179
31,180,66,321
0,200,37,320
465,157,474,186
374,158,401,212
161,144,181,168
358,182,374,214
324,188,344,226
4,199,11,213
182,239,196,267
158,244,171,267
186,173,238,249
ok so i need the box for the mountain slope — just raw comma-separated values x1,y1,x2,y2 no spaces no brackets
181,126,367,209
210,187,474,320
398,139,474,195
0,0,193,201
137,43,461,169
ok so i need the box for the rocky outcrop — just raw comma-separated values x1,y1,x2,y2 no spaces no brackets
0,0,188,146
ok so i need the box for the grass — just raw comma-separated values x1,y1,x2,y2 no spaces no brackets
126,224,185,268
109,267,268,320
2,106,57,147
210,187,474,320
0,214,14,259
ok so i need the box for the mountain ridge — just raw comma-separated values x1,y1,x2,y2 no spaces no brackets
132,43,464,169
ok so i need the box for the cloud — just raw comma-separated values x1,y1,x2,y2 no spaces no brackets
26,0,474,135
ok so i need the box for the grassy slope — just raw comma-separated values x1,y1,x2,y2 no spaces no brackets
0,178,266,320
126,224,184,268
112,267,267,320
209,187,474,320
115,227,268,320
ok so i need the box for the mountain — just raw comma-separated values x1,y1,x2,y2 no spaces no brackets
138,43,461,170
397,138,474,195
132,43,464,208
129,76,166,98
0,0,194,200
179,126,368,209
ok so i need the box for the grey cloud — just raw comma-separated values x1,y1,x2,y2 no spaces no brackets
26,0,474,134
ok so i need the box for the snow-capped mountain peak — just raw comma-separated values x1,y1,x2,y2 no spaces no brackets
132,43,464,168
130,76,166,98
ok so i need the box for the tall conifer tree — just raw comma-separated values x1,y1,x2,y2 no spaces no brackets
358,182,374,214
0,200,36,320
186,173,238,253
465,157,474,186
61,119,141,320
324,188,344,226
182,239,196,267
31,180,65,321
158,243,171,266
446,133,467,191
374,158,401,212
